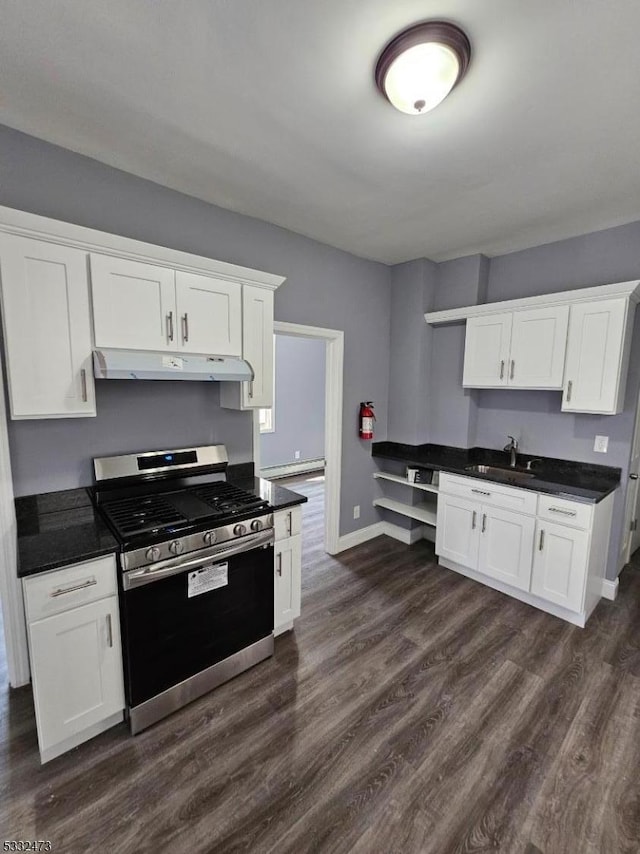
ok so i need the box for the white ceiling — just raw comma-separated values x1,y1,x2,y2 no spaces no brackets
1,1,640,265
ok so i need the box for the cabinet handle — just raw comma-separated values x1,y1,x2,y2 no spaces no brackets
276,553,282,576
630,474,639,480
286,511,292,536
481,513,487,533
471,510,477,530
50,577,97,598
106,613,113,648
471,488,491,496
80,368,88,402
500,360,505,379
539,529,545,551
167,311,174,342
549,506,576,517
510,359,515,380
248,380,254,399
566,380,572,403
182,313,189,343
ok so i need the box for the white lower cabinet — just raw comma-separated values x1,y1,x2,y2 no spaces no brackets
436,493,534,592
23,555,125,763
273,507,302,636
435,473,615,626
530,521,590,612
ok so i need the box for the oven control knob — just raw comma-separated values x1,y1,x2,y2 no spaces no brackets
233,523,247,537
146,546,161,562
169,540,184,555
250,519,263,532
203,530,217,546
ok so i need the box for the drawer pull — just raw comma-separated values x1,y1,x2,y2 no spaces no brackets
471,488,491,497
106,613,113,648
549,507,577,517
539,530,545,551
472,510,477,530
81,368,88,402
50,577,97,598
481,513,487,533
276,553,282,576
286,511,292,536
566,380,573,403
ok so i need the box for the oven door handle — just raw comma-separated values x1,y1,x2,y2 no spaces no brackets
122,530,274,590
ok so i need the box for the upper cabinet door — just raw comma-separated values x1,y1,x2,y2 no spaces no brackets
90,255,176,351
174,272,241,356
562,299,632,415
508,306,569,389
242,285,274,408
462,313,512,387
0,235,96,419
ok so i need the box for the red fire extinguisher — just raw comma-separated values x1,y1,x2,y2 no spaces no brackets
359,401,375,440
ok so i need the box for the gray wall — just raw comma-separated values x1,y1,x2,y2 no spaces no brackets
0,125,391,535
260,335,326,468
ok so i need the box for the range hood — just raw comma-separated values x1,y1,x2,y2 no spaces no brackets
93,349,254,382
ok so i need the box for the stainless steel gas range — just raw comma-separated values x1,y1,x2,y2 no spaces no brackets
90,444,274,734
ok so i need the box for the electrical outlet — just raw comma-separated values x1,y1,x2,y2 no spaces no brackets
594,435,609,453
353,505,360,520
294,450,301,459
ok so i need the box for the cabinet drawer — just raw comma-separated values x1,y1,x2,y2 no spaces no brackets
23,554,118,624
439,473,538,515
274,506,302,541
537,495,592,530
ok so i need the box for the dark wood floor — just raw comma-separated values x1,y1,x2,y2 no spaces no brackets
2,473,640,852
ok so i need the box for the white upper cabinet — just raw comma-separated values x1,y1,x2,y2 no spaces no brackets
220,285,274,410
463,313,512,387
0,235,96,419
90,255,177,352
509,305,569,389
174,272,241,356
463,306,568,390
562,298,634,415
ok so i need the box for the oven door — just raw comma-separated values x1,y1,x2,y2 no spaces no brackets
120,530,274,711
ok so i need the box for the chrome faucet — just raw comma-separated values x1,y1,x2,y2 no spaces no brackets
503,435,518,468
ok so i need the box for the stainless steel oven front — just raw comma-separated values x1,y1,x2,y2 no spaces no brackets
119,529,274,733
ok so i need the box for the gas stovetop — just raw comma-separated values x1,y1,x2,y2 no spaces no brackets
90,445,272,565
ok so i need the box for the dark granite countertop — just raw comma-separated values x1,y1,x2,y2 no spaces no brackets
229,475,308,512
372,442,620,504
16,487,119,578
16,475,307,579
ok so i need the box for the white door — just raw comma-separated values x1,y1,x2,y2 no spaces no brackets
530,521,589,612
0,235,95,418
477,506,535,591
29,596,124,754
274,535,302,633
462,313,512,387
175,272,241,355
508,305,569,389
242,285,274,407
435,495,480,569
90,254,176,351
622,389,640,564
562,299,628,414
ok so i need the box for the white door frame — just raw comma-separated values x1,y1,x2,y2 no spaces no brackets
622,385,640,566
0,349,30,688
253,321,344,556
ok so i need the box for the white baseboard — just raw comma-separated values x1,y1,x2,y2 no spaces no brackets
336,522,386,553
260,458,325,479
335,521,435,553
600,578,619,601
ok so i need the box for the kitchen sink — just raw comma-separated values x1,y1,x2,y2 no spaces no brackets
464,464,535,481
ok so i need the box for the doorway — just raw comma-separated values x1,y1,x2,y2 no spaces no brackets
622,386,640,566
252,321,343,556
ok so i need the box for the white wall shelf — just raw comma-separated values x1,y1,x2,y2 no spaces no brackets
373,497,437,526
373,471,439,494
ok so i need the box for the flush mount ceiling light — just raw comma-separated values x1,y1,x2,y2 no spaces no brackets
375,21,471,115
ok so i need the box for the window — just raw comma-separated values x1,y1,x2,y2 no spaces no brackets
259,407,274,433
